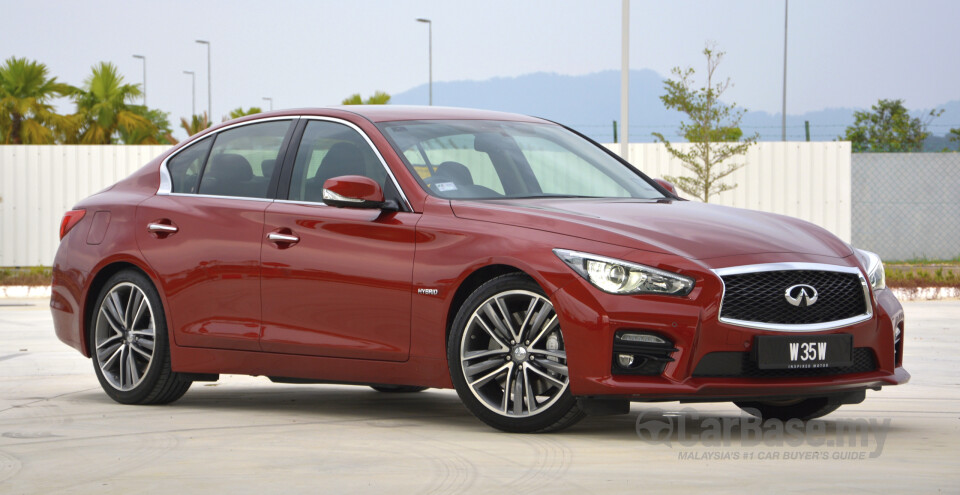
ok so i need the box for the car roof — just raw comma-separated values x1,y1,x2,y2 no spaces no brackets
250,105,551,124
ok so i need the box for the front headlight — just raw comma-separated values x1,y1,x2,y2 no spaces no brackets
856,248,886,290
553,249,694,296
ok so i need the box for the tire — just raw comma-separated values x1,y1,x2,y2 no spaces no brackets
448,273,584,433
89,269,192,405
734,397,843,421
370,385,428,393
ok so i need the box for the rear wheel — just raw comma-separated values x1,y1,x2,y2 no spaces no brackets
448,273,584,433
90,270,191,405
734,397,842,421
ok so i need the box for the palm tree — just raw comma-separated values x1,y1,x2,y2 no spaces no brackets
120,105,178,145
72,62,155,144
341,91,390,105
180,112,211,136
0,57,74,144
227,107,262,120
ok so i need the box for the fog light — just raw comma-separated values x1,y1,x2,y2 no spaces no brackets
617,354,635,368
620,333,666,345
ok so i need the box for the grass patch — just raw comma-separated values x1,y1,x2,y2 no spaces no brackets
3,265,956,289
887,255,960,265
886,265,960,289
0,266,53,286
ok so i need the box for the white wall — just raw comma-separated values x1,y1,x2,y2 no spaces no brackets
604,142,852,242
0,142,851,267
0,145,170,266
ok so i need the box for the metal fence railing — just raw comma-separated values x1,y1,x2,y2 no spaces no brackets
852,153,960,261
5,143,956,266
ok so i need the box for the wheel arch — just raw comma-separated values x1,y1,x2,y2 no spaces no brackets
81,259,162,357
444,264,533,346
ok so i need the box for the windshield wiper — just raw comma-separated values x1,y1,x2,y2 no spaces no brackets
506,194,599,199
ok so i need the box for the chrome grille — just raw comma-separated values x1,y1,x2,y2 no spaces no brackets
717,266,869,328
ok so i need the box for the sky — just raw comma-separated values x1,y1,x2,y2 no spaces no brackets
3,0,959,140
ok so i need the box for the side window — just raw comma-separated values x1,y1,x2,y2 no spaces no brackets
198,120,291,199
288,121,387,202
167,137,212,193
515,136,629,197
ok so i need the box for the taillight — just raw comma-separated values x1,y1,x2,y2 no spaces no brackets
59,209,86,240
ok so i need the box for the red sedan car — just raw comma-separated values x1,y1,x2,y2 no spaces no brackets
51,106,907,432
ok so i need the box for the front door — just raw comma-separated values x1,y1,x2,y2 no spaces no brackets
259,119,416,361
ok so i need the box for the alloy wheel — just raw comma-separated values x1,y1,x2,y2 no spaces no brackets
459,290,570,417
94,282,157,391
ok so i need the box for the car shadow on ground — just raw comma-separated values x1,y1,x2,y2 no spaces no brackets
65,384,906,442
67,384,645,435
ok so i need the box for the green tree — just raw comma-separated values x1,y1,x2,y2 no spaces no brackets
0,57,74,144
949,128,960,151
227,106,262,120
72,62,155,144
120,105,177,144
652,47,757,203
341,91,390,105
180,112,211,136
840,99,942,152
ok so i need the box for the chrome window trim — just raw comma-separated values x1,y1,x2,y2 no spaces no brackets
157,116,295,196
156,115,412,211
711,262,873,332
159,192,274,203
273,198,328,207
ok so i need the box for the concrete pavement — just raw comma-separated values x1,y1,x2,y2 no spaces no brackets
0,299,958,493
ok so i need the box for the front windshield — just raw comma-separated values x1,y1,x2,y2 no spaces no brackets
378,120,666,200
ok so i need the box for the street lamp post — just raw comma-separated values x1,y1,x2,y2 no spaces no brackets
132,55,146,106
416,18,432,105
196,40,211,119
782,0,788,141
620,0,629,161
183,71,196,117
263,97,273,111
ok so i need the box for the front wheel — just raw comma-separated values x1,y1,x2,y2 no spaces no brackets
734,397,842,421
90,269,192,405
448,273,584,433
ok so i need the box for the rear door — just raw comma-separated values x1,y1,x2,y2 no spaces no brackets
137,118,295,351
259,118,417,361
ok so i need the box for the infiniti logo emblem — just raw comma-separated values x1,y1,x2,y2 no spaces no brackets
785,284,819,307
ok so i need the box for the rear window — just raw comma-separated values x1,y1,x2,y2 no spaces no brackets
196,120,291,199
167,137,212,194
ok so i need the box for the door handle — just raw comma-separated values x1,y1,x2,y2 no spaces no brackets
147,223,179,234
267,232,300,244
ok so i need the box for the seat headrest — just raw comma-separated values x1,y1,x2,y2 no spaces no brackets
261,159,277,178
318,142,364,178
208,154,253,182
435,161,474,185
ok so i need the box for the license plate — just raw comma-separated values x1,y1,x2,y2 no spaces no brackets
755,334,853,370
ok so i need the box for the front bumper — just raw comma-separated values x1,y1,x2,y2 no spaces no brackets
555,265,909,400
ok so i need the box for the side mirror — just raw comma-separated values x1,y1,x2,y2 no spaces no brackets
654,178,678,197
322,175,397,210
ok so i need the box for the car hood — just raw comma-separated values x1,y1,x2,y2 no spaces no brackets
450,198,852,261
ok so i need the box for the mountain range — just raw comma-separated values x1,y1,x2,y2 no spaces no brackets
391,69,960,150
